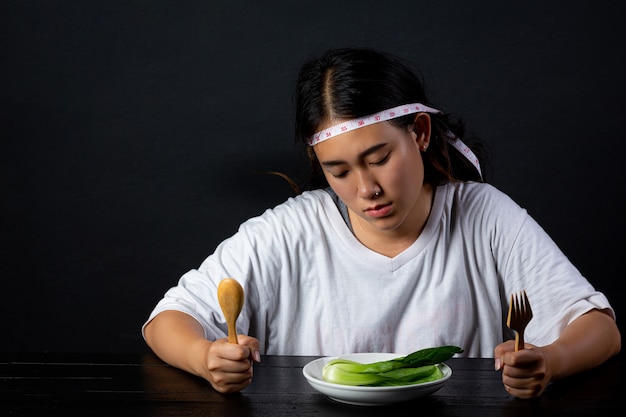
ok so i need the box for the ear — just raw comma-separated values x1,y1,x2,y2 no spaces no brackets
412,113,431,151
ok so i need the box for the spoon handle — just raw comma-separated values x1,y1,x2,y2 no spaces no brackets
227,323,238,344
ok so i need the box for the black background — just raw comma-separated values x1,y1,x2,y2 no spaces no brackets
2,0,625,353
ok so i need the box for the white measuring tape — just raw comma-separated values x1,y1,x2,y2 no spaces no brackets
307,102,482,178
444,130,482,177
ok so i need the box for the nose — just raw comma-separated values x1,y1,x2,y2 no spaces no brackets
355,169,379,199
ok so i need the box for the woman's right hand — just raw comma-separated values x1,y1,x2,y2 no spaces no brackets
203,335,261,393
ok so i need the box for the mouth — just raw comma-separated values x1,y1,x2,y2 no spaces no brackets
364,203,392,218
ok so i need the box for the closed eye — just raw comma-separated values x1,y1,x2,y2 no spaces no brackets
370,153,390,166
331,170,349,178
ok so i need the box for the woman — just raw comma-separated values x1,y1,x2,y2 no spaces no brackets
143,48,620,399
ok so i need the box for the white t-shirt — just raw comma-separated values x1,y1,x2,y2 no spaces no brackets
143,182,614,357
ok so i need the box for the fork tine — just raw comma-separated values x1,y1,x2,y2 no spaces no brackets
506,290,533,352
506,294,513,326
522,290,533,317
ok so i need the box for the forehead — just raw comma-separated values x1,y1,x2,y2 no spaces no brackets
313,121,408,161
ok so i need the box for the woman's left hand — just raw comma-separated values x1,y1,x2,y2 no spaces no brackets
494,340,551,399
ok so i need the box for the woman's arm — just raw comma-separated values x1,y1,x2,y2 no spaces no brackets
143,310,261,394
541,309,620,379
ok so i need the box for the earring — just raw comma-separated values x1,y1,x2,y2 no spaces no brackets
421,144,427,151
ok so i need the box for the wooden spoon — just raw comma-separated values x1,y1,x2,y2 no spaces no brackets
217,278,244,344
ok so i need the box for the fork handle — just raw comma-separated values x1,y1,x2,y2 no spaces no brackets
514,331,524,351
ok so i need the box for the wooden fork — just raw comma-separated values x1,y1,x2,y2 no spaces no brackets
506,290,533,351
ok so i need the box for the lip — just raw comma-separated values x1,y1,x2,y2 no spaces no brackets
365,203,392,218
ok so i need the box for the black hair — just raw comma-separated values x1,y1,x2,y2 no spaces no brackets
294,47,488,189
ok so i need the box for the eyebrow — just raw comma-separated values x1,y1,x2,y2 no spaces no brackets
320,143,388,167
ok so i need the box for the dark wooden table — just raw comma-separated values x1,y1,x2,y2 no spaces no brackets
1,351,623,416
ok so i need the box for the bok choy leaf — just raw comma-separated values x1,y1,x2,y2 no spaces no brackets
322,345,462,386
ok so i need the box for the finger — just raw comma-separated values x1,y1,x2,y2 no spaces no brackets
504,383,541,399
211,373,253,394
503,375,545,399
208,359,254,393
494,340,517,370
235,335,261,363
217,340,255,362
493,340,515,358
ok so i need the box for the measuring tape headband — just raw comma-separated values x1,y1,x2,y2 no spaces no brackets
307,103,440,146
307,102,482,178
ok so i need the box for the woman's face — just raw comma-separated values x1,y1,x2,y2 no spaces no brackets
313,114,432,237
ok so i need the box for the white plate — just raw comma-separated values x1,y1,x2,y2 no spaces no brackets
302,352,451,406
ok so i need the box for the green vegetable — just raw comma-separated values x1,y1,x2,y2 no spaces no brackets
322,345,463,386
